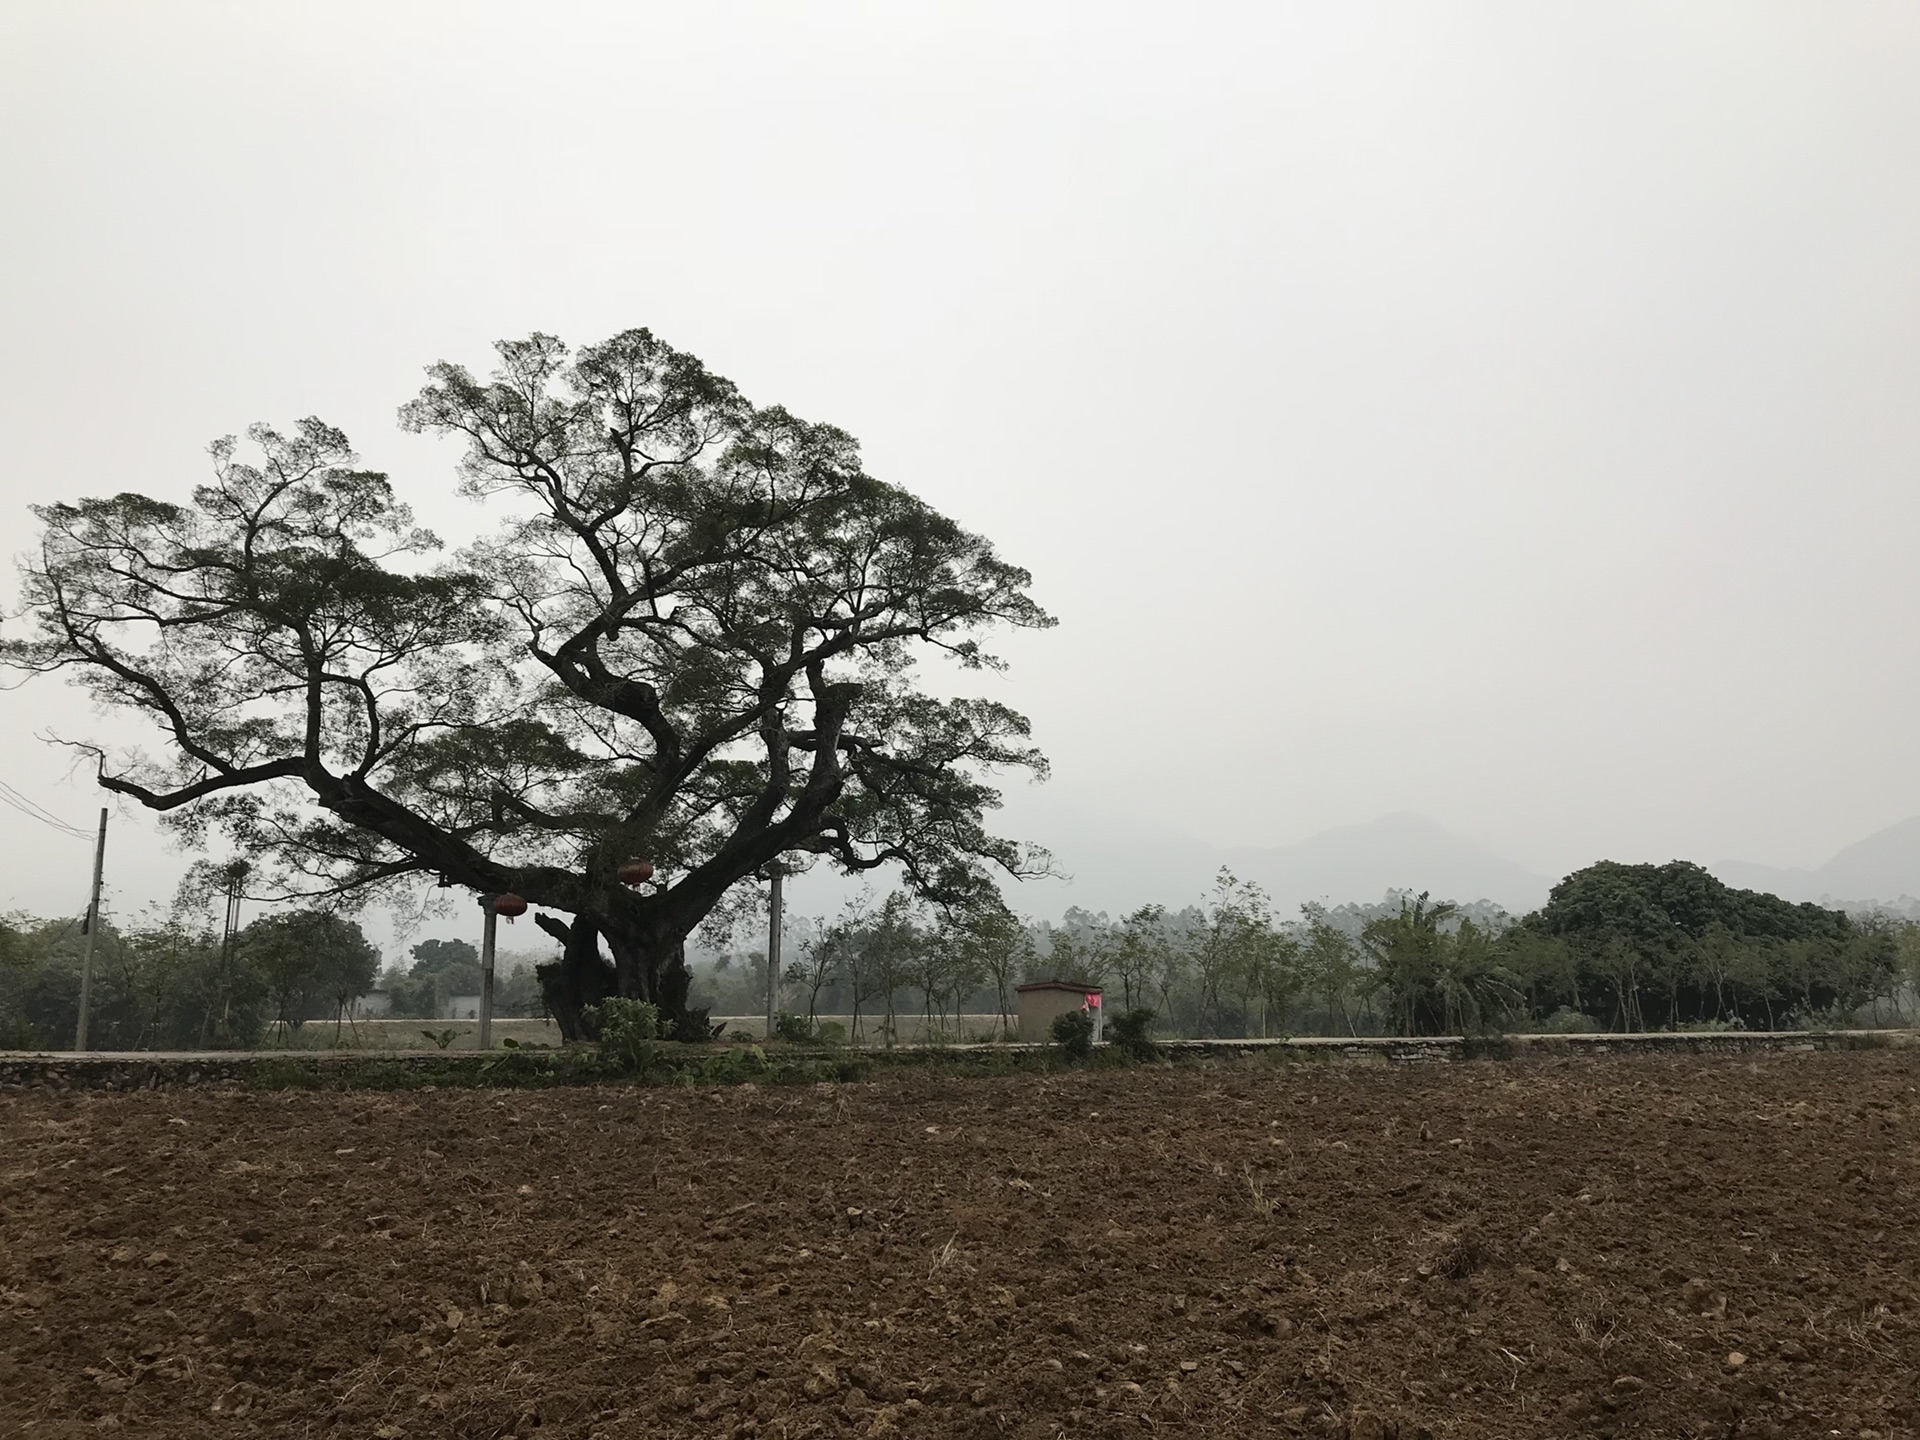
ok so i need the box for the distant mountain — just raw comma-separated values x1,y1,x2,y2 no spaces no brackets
789,807,1920,928
1712,816,1920,909
1035,811,1554,920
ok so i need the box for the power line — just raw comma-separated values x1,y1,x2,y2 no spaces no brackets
0,780,92,838
0,780,93,840
0,791,91,839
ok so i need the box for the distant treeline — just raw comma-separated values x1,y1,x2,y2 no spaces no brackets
8,859,1916,1051
0,911,544,1051
694,860,1920,1040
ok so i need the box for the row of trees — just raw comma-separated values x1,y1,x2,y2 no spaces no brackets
6,858,1914,1050
0,906,546,1051
0,906,380,1050
695,861,1920,1040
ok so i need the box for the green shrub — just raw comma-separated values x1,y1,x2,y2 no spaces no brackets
1108,1007,1160,1062
771,1011,815,1043
815,1019,847,1046
1050,1009,1094,1062
691,1044,767,1084
585,997,669,1073
1538,1006,1600,1035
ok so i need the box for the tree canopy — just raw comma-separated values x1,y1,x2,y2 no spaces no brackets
6,328,1054,1037
242,909,381,1032
1530,860,1854,948
1522,860,1895,1028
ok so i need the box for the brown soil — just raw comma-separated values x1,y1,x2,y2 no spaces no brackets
3,1052,1917,1439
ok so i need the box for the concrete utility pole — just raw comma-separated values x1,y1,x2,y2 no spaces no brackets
216,865,246,1044
478,898,498,1050
72,808,107,1053
765,862,783,1039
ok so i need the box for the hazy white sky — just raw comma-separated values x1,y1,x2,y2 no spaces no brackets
2,2,1917,947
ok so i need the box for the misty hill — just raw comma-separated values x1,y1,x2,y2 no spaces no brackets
1711,816,1920,909
1039,811,1554,919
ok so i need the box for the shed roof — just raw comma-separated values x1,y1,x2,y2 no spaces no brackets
1014,980,1103,995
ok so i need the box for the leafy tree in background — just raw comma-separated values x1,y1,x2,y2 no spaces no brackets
1034,927,1082,984
1299,903,1362,1036
1189,869,1271,1037
1525,860,1896,1029
4,329,1054,1042
1,909,266,1051
1110,904,1168,1015
494,963,545,1019
865,891,923,1046
946,902,1031,1037
385,937,482,1018
1498,927,1577,1021
242,910,381,1033
785,919,845,1029
910,919,975,1037
1360,892,1458,1036
1150,917,1194,1036
1435,918,1524,1036
313,915,382,1028
0,916,32,1047
1237,924,1301,1039
1895,922,1920,1023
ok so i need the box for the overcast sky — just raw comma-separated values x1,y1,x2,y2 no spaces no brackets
2,2,1917,949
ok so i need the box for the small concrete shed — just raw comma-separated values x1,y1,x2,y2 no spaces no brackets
1015,980,1104,1043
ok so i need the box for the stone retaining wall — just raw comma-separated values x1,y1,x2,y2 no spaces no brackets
1,1027,1910,1092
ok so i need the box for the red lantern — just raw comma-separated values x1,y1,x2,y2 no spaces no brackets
617,859,654,886
491,893,528,918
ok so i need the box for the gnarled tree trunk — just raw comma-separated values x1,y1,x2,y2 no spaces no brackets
533,912,614,1041
534,911,710,1043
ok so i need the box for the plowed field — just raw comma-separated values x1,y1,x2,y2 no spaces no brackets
3,1051,1917,1439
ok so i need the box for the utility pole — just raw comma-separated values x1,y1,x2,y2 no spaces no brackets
765,861,783,1040
72,808,107,1053
478,898,498,1050
216,863,247,1045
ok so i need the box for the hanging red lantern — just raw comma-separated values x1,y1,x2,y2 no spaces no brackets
491,893,528,918
617,859,654,886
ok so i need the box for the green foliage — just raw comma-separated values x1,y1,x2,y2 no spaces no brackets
771,1011,815,1043
0,916,38,1048
420,1027,459,1051
1536,860,1850,946
1107,1006,1160,1061
690,1044,768,1084
1049,1008,1094,1061
1538,1006,1601,1034
1360,895,1524,1037
242,909,380,1033
799,891,945,1046
385,937,484,1019
493,964,546,1019
586,996,670,1072
1299,904,1362,1036
941,901,1033,1039
1526,861,1899,1030
1188,870,1281,1037
1109,906,1170,1015
0,909,272,1051
476,1042,562,1083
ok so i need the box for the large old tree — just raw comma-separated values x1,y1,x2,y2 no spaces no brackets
6,330,1053,1038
